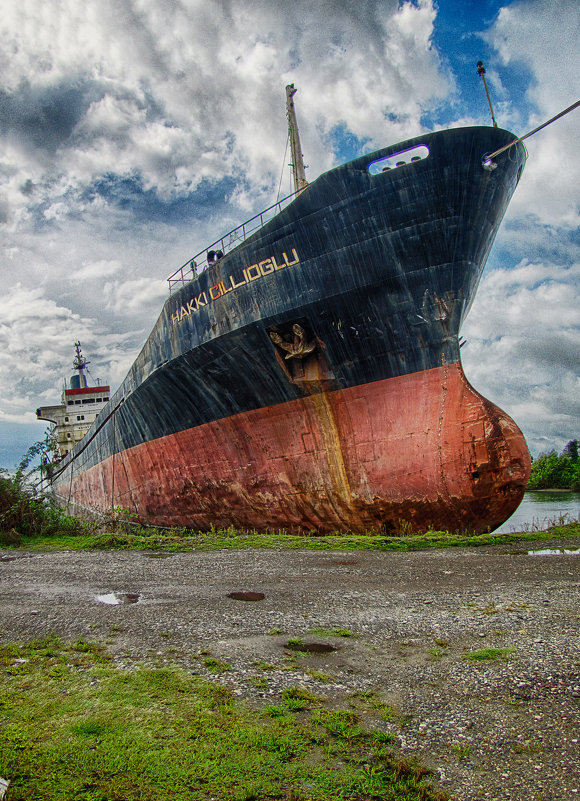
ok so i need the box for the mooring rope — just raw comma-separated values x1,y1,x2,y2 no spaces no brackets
484,99,580,165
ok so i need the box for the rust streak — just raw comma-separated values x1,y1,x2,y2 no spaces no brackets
308,390,360,524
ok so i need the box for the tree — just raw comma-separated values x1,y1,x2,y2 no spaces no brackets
562,439,579,463
527,439,580,490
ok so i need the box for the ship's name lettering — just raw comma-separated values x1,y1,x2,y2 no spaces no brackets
171,248,300,325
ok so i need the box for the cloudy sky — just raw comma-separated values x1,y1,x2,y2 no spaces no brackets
0,0,578,468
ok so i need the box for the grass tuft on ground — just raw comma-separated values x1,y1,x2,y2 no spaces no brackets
0,639,446,801
462,647,516,661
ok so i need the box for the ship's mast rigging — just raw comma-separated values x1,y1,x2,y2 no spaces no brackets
285,84,308,193
73,341,89,377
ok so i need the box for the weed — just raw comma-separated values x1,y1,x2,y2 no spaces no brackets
9,498,580,554
373,730,395,744
428,647,448,659
284,697,310,712
511,739,543,754
248,676,269,689
312,709,365,741
450,741,472,760
308,627,358,638
109,623,126,634
282,687,325,710
252,659,280,671
348,691,396,721
268,627,283,635
262,704,289,718
463,647,516,661
306,669,332,682
202,657,232,673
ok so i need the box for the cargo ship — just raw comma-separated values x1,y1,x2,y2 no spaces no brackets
38,86,531,534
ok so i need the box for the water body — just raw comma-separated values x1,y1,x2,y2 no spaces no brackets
494,490,580,534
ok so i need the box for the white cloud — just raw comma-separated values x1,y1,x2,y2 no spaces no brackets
461,259,580,456
0,0,453,213
0,284,144,424
72,259,124,281
485,0,580,228
103,277,168,315
0,285,92,418
488,0,578,113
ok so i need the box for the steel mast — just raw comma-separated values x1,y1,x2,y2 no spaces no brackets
285,84,308,193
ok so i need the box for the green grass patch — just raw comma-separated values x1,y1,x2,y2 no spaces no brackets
307,627,357,638
0,639,446,800
202,657,232,674
462,647,516,661
11,520,580,553
306,669,333,682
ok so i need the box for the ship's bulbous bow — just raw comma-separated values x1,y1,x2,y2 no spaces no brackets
303,360,531,535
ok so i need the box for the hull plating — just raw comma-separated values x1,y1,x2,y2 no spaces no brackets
55,363,530,533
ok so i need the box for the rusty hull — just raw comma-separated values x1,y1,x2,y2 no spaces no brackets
55,362,530,533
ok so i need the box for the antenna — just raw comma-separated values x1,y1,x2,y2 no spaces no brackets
73,341,89,371
477,61,498,128
285,84,308,193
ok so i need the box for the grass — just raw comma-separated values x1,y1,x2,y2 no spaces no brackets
2,459,578,552
0,638,447,801
307,627,357,638
347,690,398,723
450,742,472,760
6,519,579,553
462,647,516,661
201,656,232,673
428,646,448,659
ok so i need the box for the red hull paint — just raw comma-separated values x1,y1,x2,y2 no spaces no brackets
56,363,530,533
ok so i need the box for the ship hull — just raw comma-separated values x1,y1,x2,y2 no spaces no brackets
55,362,529,533
50,126,531,533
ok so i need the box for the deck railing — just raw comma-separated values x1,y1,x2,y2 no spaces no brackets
167,188,301,293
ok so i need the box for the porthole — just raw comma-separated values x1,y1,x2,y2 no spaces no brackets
368,144,430,175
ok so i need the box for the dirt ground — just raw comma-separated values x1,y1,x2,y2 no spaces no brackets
1,537,579,801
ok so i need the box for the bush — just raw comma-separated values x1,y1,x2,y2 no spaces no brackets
0,437,84,541
528,439,580,490
0,474,83,541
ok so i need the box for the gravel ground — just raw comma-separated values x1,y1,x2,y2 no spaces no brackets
1,538,579,801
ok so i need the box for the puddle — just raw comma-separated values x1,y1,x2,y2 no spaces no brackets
143,552,173,559
95,592,141,605
284,641,337,654
527,547,579,556
334,560,358,566
227,591,265,601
